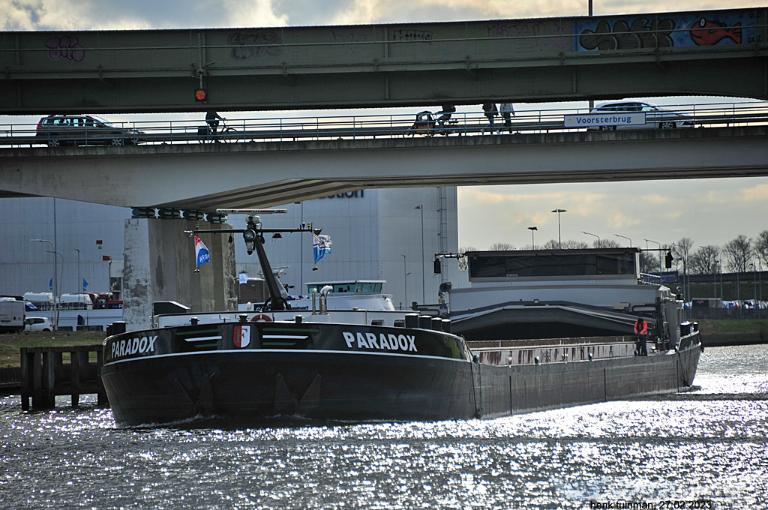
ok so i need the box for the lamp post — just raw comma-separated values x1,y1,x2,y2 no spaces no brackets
713,258,719,299
31,238,58,330
415,204,425,304
644,238,661,273
615,234,632,247
527,226,538,250
582,231,600,248
551,209,566,249
401,254,408,309
74,248,81,294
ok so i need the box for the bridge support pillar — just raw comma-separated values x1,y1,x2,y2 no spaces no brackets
122,218,237,331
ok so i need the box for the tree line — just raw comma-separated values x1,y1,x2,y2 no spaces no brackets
460,230,768,275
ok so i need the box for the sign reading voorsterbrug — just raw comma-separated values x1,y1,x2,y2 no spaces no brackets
564,112,646,128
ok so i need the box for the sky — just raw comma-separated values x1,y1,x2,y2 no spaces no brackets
1,0,766,253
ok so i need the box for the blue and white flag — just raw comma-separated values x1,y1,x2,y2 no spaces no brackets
313,234,332,265
194,235,211,269
82,278,89,291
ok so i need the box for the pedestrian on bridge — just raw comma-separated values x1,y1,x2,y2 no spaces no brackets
500,102,515,133
482,103,498,133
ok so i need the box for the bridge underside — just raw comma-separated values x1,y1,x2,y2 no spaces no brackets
1,126,766,211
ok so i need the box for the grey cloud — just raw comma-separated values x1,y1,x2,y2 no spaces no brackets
273,0,352,26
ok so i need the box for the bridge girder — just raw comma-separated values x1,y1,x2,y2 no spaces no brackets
1,7,766,114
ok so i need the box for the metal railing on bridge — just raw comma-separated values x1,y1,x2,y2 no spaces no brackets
1,101,767,149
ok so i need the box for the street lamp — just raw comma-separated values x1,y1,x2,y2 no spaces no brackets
74,248,81,293
644,238,661,273
527,226,538,250
415,205,425,304
713,258,719,299
582,231,600,247
401,254,408,309
31,238,58,329
615,234,632,247
551,209,567,249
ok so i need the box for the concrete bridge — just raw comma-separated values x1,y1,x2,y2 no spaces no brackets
1,126,767,212
1,7,765,113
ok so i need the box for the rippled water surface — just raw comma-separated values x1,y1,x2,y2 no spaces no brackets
1,345,766,509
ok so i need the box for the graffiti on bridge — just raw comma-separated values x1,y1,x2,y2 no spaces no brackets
576,10,759,51
228,30,282,59
45,35,85,62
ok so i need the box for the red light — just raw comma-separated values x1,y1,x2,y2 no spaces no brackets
102,255,112,261
194,88,207,102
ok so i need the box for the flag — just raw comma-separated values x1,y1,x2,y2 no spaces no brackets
82,278,89,291
313,234,332,265
48,278,53,290
194,235,211,269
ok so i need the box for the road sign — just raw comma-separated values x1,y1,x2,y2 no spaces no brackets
564,112,646,128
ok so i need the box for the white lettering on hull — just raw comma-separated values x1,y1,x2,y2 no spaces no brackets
111,335,158,359
342,331,417,353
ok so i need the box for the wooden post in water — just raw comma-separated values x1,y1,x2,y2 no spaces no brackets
19,345,107,411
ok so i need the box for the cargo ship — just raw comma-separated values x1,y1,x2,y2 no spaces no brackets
100,217,702,426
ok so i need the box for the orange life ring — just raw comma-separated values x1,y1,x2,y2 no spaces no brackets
251,313,273,322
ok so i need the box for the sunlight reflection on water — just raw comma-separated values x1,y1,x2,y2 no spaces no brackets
1,345,766,509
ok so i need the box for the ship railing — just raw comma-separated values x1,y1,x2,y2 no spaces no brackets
471,338,637,366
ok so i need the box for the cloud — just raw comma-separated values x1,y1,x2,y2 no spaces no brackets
609,210,641,229
0,0,287,30
741,184,768,202
639,194,670,205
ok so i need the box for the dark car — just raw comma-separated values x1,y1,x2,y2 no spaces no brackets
36,114,143,147
589,102,694,131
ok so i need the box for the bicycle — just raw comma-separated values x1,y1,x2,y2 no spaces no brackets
198,121,238,144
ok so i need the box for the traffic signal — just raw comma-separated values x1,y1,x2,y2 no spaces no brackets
433,258,442,274
194,88,207,102
665,251,673,269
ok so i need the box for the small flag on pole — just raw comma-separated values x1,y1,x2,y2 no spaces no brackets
313,234,332,265
48,278,53,290
82,278,89,291
194,235,211,270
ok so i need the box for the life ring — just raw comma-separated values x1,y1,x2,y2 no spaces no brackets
251,313,273,323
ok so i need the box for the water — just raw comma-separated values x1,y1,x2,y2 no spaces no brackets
1,345,766,509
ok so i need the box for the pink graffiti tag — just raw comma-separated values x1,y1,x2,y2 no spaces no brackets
45,36,86,62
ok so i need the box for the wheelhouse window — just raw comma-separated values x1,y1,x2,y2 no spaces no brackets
468,250,638,279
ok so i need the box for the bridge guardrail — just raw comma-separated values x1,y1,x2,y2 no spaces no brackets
1,101,767,149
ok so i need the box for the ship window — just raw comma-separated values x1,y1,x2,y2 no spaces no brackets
469,252,637,278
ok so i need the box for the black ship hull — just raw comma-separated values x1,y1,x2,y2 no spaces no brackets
101,321,702,427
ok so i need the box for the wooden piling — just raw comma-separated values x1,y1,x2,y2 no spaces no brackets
19,345,107,411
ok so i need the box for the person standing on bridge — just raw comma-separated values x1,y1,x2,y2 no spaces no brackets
482,102,498,133
634,317,649,356
205,110,225,135
500,102,515,133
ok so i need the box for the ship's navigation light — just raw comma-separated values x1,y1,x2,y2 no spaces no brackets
243,228,258,255
194,88,207,102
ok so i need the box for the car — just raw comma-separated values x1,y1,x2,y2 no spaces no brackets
589,101,694,131
24,316,53,332
36,114,143,147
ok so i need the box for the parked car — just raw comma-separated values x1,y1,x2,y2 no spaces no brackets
24,317,53,332
589,102,694,130
36,114,143,147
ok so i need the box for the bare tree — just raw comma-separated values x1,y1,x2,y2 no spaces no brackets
542,239,589,249
489,242,515,251
639,251,657,273
672,237,694,272
689,245,720,274
722,235,752,273
597,239,621,248
755,230,768,268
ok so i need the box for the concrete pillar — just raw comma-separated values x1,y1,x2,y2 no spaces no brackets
123,218,237,331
